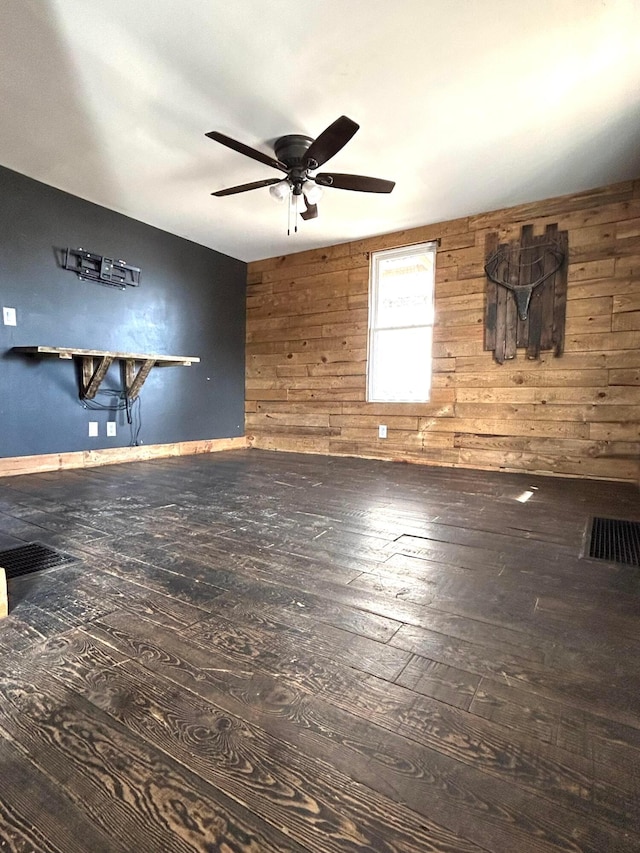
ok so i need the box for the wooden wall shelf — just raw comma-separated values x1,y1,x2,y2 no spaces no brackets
13,346,200,401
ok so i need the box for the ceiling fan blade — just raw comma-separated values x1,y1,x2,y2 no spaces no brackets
206,131,288,172
300,197,318,220
305,116,359,168
212,178,283,197
315,173,395,193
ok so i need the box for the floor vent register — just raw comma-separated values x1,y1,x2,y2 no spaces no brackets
0,542,79,579
588,517,640,567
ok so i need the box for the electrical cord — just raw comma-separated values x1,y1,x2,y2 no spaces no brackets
128,395,142,447
80,386,142,446
80,391,128,411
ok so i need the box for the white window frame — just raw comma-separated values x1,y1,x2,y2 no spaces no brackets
367,241,437,403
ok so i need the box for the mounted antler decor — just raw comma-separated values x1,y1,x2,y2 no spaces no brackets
484,223,568,363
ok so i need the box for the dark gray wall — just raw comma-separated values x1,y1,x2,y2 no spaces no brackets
0,166,246,458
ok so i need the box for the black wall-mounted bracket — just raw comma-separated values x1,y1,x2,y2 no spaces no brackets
64,247,141,289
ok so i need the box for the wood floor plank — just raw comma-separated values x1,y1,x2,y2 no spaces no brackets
86,608,640,841
42,635,482,853
471,674,640,767
102,604,412,684
65,660,579,853
80,613,640,853
0,734,120,853
195,586,403,642
0,658,310,853
395,656,481,710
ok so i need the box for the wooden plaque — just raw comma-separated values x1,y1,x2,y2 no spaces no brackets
484,223,568,363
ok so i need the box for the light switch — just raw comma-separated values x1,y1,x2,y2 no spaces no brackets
88,422,99,437
2,307,16,326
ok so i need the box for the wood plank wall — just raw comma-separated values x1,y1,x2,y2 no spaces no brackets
246,180,640,483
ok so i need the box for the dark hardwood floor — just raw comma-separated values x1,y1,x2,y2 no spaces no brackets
0,449,639,852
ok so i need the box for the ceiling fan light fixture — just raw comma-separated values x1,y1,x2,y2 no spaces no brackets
302,180,323,205
269,179,291,202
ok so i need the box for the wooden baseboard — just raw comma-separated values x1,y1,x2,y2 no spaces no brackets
0,436,248,478
0,568,7,619
249,438,637,484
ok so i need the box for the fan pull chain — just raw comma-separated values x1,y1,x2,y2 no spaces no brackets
286,190,299,236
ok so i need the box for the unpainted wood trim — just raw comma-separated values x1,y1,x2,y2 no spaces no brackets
13,346,200,364
83,355,115,399
248,438,639,485
0,437,248,478
125,358,155,401
0,568,7,620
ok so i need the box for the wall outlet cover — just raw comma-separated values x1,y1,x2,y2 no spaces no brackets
88,421,99,437
2,307,16,326
106,422,117,437
378,424,388,439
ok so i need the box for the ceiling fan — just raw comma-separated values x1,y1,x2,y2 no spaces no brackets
206,116,395,226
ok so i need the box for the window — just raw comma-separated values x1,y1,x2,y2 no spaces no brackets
367,242,437,402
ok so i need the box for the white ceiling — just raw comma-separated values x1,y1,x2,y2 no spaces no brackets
1,0,639,263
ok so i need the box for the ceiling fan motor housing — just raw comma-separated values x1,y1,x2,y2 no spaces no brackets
274,134,314,168
274,135,316,193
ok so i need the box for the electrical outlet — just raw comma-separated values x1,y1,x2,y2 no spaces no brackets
378,424,387,439
88,421,98,437
2,307,16,326
106,422,117,437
